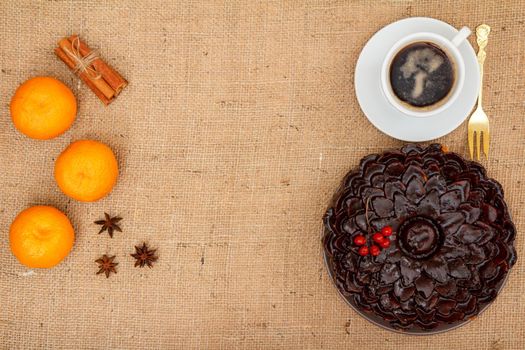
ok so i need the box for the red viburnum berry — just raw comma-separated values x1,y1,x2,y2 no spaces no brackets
372,232,384,243
370,245,381,256
358,246,369,256
353,235,366,246
379,238,391,249
381,226,393,236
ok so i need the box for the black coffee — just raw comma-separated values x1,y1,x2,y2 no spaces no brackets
389,42,455,108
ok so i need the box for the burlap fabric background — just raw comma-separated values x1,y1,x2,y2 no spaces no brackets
1,1,524,349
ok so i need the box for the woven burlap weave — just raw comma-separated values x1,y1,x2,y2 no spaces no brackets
1,1,524,349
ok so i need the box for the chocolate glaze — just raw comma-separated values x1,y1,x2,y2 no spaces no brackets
323,144,517,333
398,216,444,260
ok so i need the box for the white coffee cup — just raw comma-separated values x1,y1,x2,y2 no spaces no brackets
381,26,471,118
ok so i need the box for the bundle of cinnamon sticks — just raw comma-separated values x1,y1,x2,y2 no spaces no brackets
55,35,127,105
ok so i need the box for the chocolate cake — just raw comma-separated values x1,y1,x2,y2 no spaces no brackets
323,144,517,333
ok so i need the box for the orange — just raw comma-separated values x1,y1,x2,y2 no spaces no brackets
10,206,75,268
54,140,119,202
10,76,77,140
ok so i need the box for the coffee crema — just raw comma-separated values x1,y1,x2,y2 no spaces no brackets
389,42,455,109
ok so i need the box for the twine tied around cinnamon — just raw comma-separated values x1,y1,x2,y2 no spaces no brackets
62,37,101,79
55,34,128,105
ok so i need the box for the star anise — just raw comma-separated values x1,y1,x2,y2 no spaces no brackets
94,213,122,238
95,255,118,278
131,243,158,268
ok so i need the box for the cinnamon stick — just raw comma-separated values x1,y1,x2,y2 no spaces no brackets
54,47,112,105
57,38,115,100
69,34,128,94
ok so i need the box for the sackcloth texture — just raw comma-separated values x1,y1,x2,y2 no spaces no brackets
0,1,524,349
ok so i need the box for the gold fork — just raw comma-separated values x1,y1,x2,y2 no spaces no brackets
468,24,491,160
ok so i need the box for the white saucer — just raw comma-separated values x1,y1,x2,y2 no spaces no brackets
355,17,480,142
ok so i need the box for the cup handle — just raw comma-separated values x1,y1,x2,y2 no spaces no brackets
451,26,471,47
